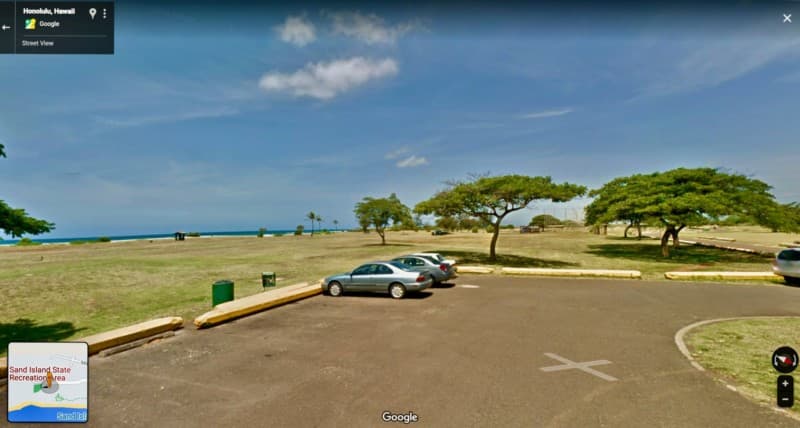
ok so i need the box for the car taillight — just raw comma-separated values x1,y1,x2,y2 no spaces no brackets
416,275,426,282
439,263,447,272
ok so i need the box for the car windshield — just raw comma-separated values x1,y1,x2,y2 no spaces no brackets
778,250,800,261
388,261,414,271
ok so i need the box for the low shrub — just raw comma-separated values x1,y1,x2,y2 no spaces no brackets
96,236,112,243
17,238,41,246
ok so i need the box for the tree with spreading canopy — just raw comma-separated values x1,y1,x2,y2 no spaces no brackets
354,193,412,245
753,202,800,233
584,175,646,239
414,174,586,260
0,144,54,238
585,168,797,257
529,214,563,229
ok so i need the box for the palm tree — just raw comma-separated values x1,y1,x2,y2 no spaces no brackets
315,214,323,232
306,211,316,235
333,219,339,231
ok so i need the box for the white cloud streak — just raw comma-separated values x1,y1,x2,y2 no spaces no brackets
637,36,800,98
275,15,316,47
384,147,409,160
328,11,417,45
396,155,428,168
518,108,574,119
258,57,399,100
93,106,238,129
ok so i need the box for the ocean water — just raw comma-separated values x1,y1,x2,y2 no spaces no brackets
8,405,88,422
0,229,338,246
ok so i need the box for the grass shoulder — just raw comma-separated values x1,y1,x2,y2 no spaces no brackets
686,317,800,417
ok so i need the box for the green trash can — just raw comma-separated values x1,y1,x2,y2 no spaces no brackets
212,280,234,306
261,272,276,289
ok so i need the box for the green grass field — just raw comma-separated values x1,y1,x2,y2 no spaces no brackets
686,318,800,417
1,227,792,355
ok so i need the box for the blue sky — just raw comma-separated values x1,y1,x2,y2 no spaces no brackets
1,4,799,238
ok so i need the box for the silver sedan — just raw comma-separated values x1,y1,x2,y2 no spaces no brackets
322,261,433,299
392,255,457,286
774,248,800,285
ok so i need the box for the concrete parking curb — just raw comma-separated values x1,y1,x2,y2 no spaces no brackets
0,316,184,378
664,271,783,281
500,267,642,279
454,266,495,274
81,316,185,355
194,282,322,328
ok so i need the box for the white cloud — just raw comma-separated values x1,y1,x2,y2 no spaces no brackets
93,106,238,129
276,15,316,47
518,108,573,119
396,155,428,168
637,36,800,98
384,147,409,159
258,57,399,100
328,11,417,45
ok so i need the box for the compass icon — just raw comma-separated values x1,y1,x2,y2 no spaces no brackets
773,346,799,373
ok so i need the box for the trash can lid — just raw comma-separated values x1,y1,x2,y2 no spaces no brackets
213,279,234,285
262,272,274,275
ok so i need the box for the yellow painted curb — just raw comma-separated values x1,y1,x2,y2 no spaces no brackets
501,267,642,279
0,317,184,377
194,282,322,328
81,316,184,355
664,271,783,281
454,266,495,274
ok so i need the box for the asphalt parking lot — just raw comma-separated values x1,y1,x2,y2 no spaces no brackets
5,276,800,427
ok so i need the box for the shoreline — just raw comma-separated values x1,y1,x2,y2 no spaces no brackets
0,231,347,247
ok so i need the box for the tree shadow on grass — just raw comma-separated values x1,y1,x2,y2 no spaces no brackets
586,243,770,265
428,249,577,268
361,243,415,248
0,319,85,354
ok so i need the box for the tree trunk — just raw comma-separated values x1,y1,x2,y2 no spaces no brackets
671,224,685,248
378,229,386,245
603,224,608,235
636,223,642,240
489,222,501,260
624,224,631,238
660,228,672,257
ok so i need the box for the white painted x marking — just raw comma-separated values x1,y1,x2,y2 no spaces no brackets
539,353,618,382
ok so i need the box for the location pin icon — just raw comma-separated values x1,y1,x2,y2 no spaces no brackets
89,8,96,20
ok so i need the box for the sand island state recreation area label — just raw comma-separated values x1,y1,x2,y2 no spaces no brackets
7,342,88,423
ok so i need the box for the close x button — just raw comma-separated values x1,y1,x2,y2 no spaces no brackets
778,375,794,408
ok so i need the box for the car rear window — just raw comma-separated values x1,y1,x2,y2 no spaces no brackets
389,261,414,271
778,250,800,261
419,255,439,264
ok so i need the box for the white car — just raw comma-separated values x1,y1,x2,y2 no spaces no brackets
411,253,456,268
773,248,800,285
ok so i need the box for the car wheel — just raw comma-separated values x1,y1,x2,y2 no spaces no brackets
786,276,800,286
328,281,344,297
389,283,406,299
